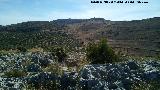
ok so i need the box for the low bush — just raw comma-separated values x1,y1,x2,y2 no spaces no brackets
17,46,27,52
86,38,118,64
48,46,67,63
43,63,63,76
4,69,27,78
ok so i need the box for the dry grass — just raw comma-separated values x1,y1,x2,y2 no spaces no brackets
28,48,44,52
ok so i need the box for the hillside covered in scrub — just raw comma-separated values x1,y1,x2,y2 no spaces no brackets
0,17,160,56
0,17,160,90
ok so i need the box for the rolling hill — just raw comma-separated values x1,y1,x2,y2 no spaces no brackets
0,17,160,56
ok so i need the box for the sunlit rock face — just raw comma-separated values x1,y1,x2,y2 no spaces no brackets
79,61,160,90
0,52,160,89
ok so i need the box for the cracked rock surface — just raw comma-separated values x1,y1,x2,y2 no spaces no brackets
0,52,160,89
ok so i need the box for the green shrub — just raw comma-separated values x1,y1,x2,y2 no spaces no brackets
4,69,27,78
17,46,27,52
48,46,67,63
86,38,117,64
132,81,160,90
43,63,63,76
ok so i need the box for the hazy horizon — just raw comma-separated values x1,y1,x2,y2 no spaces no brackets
1,16,160,26
0,0,160,25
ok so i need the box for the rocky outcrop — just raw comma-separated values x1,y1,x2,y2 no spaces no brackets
79,60,160,90
0,52,160,89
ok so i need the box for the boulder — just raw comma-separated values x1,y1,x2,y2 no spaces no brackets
127,61,139,70
27,72,59,89
108,83,118,89
143,71,160,80
122,78,132,90
27,63,41,72
60,72,78,89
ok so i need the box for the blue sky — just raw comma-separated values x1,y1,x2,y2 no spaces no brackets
0,0,160,25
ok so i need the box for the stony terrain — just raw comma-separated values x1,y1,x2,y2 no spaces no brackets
0,52,160,90
79,60,160,90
